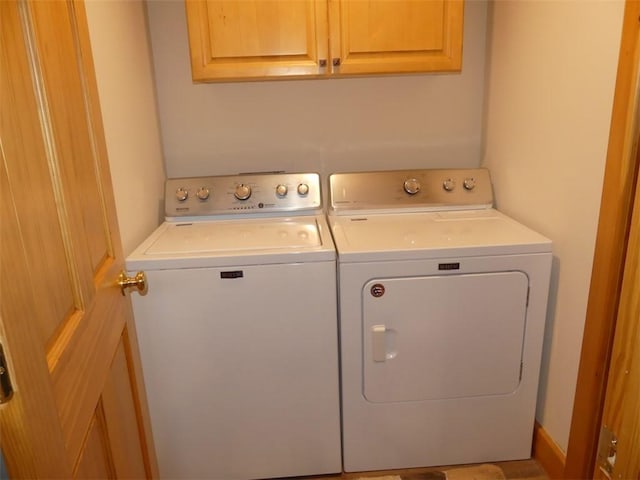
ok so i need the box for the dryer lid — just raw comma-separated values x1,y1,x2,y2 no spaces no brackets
329,209,552,262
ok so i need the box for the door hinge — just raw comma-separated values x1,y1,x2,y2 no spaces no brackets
597,425,618,477
0,343,14,404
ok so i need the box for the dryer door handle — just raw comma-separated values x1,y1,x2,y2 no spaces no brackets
372,325,387,362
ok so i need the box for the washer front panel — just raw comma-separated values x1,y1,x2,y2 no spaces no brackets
132,262,341,479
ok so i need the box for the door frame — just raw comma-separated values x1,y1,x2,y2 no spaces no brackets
564,1,640,477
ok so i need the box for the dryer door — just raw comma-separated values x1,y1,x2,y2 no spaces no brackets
363,271,529,403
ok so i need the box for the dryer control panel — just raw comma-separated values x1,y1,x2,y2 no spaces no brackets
165,172,322,218
329,168,494,214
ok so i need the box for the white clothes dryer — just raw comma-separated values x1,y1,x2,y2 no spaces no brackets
126,173,341,480
327,168,552,472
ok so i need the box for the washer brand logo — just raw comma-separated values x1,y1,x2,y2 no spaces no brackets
438,262,460,270
370,284,385,297
220,271,244,279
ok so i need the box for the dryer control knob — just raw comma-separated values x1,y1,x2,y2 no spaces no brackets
297,183,309,196
276,184,288,197
463,177,477,190
403,178,421,195
176,187,188,202
196,187,210,200
234,184,252,200
443,178,456,192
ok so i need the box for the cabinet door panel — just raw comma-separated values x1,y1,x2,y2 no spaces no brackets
348,1,445,53
330,0,463,75
206,1,309,57
186,0,329,81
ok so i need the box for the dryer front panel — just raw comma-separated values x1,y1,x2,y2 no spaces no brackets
362,271,529,403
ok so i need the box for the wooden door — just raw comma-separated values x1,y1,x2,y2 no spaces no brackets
185,0,330,81
328,0,463,76
0,1,158,478
593,158,640,478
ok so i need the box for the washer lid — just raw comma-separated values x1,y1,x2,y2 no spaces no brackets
329,209,552,262
126,215,335,269
148,219,320,253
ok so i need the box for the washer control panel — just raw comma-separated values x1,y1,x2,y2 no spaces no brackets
329,168,493,213
165,172,321,218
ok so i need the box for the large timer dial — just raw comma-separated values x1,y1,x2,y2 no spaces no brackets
234,184,252,200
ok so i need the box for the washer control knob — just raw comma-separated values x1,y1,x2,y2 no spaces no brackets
297,183,309,196
234,183,252,200
443,178,456,192
403,178,421,195
175,187,188,202
463,177,477,190
196,187,210,200
276,184,288,197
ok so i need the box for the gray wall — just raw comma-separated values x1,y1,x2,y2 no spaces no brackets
145,0,489,178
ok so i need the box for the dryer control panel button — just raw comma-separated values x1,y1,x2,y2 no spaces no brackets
443,178,456,192
463,177,477,190
403,178,421,195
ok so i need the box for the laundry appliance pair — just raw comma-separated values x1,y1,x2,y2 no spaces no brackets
126,168,552,478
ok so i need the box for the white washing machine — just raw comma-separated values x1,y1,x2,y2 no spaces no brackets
126,173,341,479
328,168,552,472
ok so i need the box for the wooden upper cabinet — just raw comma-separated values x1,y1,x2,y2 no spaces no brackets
185,0,464,82
185,0,330,81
